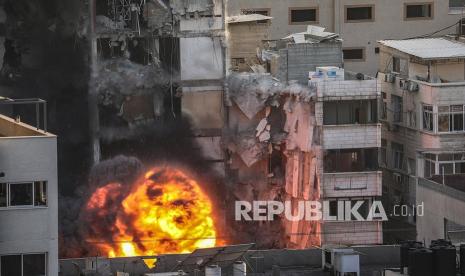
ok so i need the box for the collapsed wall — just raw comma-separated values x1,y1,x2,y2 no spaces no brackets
226,73,321,248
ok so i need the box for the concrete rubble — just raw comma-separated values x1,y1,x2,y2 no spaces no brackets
226,73,321,248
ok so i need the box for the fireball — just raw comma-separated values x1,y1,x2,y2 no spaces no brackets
84,167,217,266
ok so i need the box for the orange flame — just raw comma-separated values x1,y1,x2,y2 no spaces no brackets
84,167,217,266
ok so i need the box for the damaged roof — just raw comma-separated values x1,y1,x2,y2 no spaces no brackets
378,38,465,60
282,25,340,44
226,14,273,24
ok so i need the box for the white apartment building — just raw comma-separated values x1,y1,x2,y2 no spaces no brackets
377,37,465,239
0,110,58,276
226,0,463,75
314,70,383,245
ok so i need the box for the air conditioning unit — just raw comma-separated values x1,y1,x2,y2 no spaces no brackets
384,73,396,83
407,81,419,92
393,173,402,184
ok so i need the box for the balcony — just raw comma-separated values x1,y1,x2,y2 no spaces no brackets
322,220,383,245
323,124,381,149
322,171,382,198
316,77,378,101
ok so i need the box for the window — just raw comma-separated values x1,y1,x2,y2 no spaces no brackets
1,253,46,276
450,0,465,8
408,158,416,175
425,153,465,177
324,148,378,173
405,3,433,19
451,105,464,131
391,95,403,123
380,139,387,166
343,48,365,61
289,8,318,24
346,6,374,22
422,105,433,131
241,8,270,24
407,110,416,128
437,105,465,133
375,47,380,54
323,100,377,125
450,0,465,7
9,183,33,206
392,142,404,170
0,181,47,208
0,183,6,207
392,57,400,73
381,92,387,120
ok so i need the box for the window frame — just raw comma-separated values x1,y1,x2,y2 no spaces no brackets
288,7,319,25
342,48,366,62
0,181,48,209
391,95,403,123
345,5,375,23
0,253,47,276
450,0,465,8
8,182,34,207
422,104,434,132
404,2,434,20
437,104,465,133
391,142,404,170
424,153,465,176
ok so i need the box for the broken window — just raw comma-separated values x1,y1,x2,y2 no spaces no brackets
391,95,403,123
0,181,48,208
323,100,377,125
1,253,46,276
405,4,433,19
324,148,378,173
391,142,404,170
241,8,270,24
343,48,364,61
346,6,374,21
289,8,317,24
268,149,284,178
422,105,434,131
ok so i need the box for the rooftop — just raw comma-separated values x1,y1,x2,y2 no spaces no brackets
0,114,51,137
378,38,465,60
0,98,52,137
282,25,340,44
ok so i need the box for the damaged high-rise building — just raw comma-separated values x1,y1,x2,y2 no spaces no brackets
0,0,387,272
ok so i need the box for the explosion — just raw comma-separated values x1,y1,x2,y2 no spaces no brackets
83,167,218,266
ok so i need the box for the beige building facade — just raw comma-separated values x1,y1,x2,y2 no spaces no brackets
226,0,463,75
377,37,465,241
